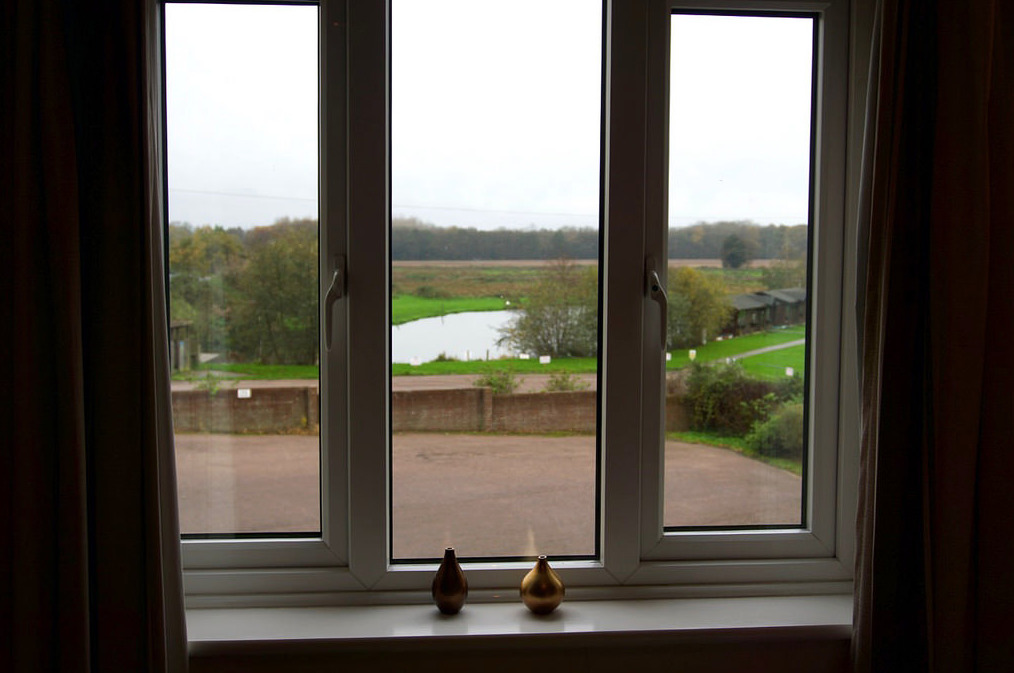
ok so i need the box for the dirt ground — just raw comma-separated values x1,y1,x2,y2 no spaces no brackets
175,433,800,558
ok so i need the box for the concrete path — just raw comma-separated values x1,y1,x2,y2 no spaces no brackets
726,338,806,360
175,433,800,558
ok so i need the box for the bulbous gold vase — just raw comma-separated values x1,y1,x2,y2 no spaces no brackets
431,547,468,614
520,555,565,615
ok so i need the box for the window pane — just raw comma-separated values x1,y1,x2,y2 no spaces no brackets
166,3,321,536
390,0,602,560
664,13,813,529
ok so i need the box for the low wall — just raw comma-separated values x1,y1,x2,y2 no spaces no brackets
391,388,492,432
173,386,689,435
172,387,318,434
491,391,596,433
666,395,691,432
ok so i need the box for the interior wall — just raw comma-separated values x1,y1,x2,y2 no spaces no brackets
191,635,850,673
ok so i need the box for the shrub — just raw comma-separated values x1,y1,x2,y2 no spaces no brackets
543,371,590,392
772,371,805,400
497,258,598,358
473,370,523,395
745,402,805,460
682,361,794,435
433,352,459,362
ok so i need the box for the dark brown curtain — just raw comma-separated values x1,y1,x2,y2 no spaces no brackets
2,0,187,671
854,0,1014,671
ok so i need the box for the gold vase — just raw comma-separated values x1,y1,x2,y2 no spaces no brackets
520,555,565,615
431,547,468,614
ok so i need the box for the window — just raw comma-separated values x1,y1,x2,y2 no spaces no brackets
389,0,602,562
166,1,322,540
170,0,855,604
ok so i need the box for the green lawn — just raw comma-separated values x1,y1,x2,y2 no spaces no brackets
172,363,319,381
391,356,598,377
174,328,807,381
391,295,511,325
737,343,806,380
664,327,805,370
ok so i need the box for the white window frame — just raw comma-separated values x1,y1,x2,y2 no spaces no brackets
176,0,857,608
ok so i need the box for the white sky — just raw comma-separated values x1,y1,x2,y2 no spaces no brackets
165,2,813,231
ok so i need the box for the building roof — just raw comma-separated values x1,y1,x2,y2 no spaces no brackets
730,288,807,311
730,294,772,311
763,288,807,304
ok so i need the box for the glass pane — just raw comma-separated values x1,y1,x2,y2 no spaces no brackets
166,3,321,536
664,13,813,529
390,0,602,560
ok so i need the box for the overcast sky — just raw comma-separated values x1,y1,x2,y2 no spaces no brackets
165,2,813,231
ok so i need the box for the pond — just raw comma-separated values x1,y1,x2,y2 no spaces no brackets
391,310,517,364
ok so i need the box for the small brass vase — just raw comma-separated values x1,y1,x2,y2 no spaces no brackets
432,547,468,615
520,555,565,615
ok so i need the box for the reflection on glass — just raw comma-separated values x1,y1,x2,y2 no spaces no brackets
390,0,602,560
664,13,813,529
166,3,320,536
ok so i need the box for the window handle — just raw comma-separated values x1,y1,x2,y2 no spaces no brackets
324,255,345,351
646,261,667,348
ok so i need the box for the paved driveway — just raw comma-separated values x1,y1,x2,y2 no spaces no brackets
175,433,800,558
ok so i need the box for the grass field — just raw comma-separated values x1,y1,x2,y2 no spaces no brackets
391,356,597,377
391,295,510,325
738,343,807,380
391,259,770,303
175,328,806,380
174,363,319,380
664,327,805,370
392,262,547,301
696,266,767,295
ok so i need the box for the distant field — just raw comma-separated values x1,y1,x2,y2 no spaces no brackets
392,259,773,302
392,261,545,300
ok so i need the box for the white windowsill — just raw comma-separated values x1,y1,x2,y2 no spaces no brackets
187,594,852,657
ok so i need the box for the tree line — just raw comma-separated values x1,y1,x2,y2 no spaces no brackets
169,217,806,365
169,219,318,365
392,217,807,262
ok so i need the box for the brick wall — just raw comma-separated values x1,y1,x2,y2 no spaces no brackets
172,387,318,433
490,391,596,433
173,386,689,435
391,388,492,432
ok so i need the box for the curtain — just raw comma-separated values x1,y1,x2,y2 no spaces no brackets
2,0,188,671
854,1,1014,671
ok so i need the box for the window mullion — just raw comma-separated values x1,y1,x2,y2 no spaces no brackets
345,0,391,588
320,0,350,567
638,0,675,557
600,0,653,581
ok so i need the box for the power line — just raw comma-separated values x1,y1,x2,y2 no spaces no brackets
391,204,597,218
171,188,597,218
170,188,801,224
170,187,317,203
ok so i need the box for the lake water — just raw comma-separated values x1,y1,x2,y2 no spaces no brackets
392,310,515,364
